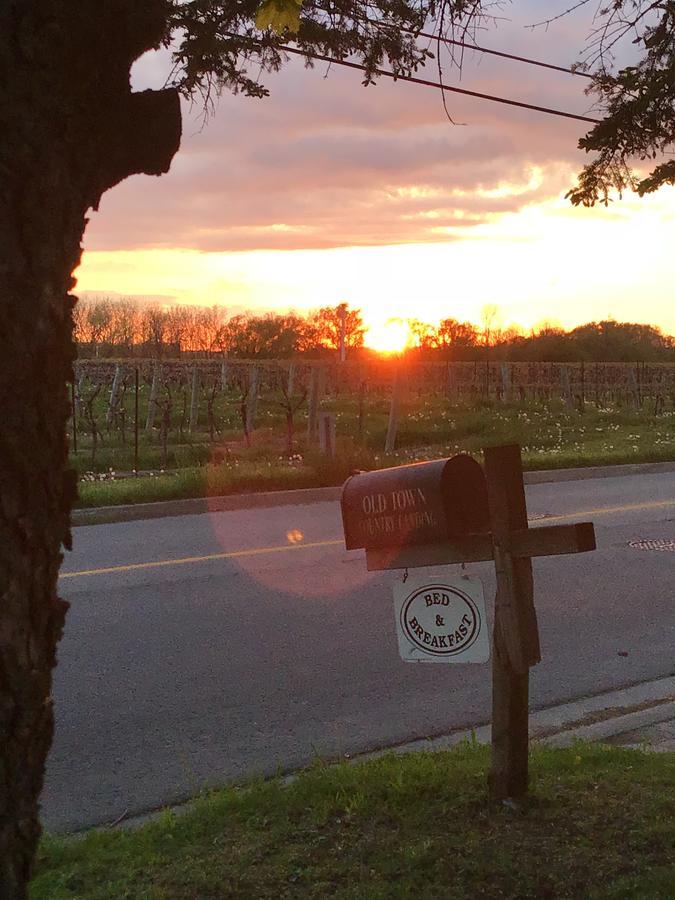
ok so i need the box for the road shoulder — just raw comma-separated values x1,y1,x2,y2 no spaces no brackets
72,459,675,527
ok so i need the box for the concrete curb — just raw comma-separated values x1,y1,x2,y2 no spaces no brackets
93,674,674,835
72,459,675,527
354,674,675,762
543,700,675,748
72,485,343,527
523,460,675,484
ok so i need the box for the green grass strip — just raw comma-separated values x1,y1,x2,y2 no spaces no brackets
32,742,674,899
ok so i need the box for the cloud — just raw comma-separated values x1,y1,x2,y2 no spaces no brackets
85,4,606,254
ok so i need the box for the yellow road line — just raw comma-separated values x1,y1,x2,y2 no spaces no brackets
60,539,343,579
535,498,674,523
60,497,674,580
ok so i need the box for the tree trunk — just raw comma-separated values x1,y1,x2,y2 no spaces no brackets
0,4,180,895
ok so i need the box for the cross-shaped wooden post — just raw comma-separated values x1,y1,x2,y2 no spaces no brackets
484,444,542,801
362,443,596,801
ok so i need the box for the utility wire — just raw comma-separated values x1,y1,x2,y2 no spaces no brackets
248,38,601,124
310,3,592,78
406,30,591,79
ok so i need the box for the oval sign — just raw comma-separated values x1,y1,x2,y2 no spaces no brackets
393,575,489,664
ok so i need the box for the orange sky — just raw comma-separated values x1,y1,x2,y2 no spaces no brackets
76,2,675,347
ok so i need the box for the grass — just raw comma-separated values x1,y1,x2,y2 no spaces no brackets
72,400,675,508
31,742,675,899
75,446,381,508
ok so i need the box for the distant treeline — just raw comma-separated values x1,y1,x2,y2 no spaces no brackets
75,298,675,363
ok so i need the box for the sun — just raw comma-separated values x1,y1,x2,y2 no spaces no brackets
365,318,411,355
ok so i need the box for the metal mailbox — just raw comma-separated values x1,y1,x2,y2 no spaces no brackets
341,455,490,551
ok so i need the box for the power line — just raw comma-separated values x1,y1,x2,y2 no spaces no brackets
310,4,593,78
409,30,592,79
266,40,602,124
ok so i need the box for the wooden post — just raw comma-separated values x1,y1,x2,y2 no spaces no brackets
307,366,321,443
189,367,200,433
145,361,160,432
106,363,123,426
287,362,296,398
579,360,585,413
134,367,139,473
318,411,336,458
70,381,77,454
595,362,600,407
221,360,229,391
246,365,259,435
629,367,641,409
446,363,455,401
500,363,511,403
561,366,573,408
385,366,401,454
484,445,541,803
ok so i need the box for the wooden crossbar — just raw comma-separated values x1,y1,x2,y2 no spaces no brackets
365,522,596,571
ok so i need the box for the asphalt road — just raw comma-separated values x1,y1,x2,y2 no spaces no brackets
44,470,675,832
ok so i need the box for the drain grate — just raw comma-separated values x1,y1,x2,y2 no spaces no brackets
628,539,675,552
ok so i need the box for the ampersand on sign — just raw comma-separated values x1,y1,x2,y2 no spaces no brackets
435,614,445,627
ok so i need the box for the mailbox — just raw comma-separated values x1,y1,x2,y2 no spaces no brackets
341,455,490,551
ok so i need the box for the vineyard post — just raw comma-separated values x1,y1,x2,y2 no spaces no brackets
500,363,511,403
628,367,640,409
246,366,259,435
318,411,336,458
106,364,123,426
561,366,573,408
70,381,77,455
595,362,600,407
580,361,585,412
146,361,160,432
357,379,366,445
307,366,320,443
221,360,229,391
446,362,455,401
134,367,139,473
385,364,401,454
189,367,200,433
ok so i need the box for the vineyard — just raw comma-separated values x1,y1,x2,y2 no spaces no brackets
69,358,675,507
73,359,675,452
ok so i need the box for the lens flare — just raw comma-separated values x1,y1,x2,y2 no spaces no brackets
286,528,304,544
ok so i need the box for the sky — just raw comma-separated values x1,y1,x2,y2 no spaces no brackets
76,1,675,350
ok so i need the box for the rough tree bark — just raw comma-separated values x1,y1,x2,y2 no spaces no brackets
0,3,180,895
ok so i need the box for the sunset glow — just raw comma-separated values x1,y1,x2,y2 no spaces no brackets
365,319,413,354
75,6,675,338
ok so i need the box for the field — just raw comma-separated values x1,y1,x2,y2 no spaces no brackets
71,359,675,507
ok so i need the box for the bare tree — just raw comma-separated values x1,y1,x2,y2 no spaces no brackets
273,364,308,453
